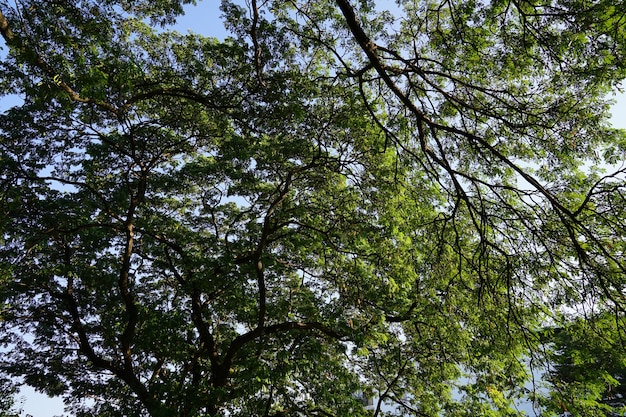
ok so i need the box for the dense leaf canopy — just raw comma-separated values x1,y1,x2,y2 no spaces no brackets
1,0,626,416
542,313,626,416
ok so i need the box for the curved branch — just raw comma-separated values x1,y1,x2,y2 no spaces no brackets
249,0,266,87
221,321,346,382
0,9,120,116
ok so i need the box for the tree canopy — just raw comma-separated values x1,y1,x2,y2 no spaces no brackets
1,0,626,416
541,312,626,416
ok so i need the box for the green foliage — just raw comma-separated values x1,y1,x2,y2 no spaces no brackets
0,0,625,416
540,313,626,417
0,378,20,417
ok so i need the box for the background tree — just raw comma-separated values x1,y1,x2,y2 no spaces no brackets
539,313,626,416
0,0,625,416
0,376,21,417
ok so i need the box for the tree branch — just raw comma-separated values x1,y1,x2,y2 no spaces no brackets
221,321,346,379
0,9,120,116
255,172,293,334
249,0,266,87
333,0,573,219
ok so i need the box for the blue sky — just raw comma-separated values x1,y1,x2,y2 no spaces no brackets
612,92,626,129
5,0,626,415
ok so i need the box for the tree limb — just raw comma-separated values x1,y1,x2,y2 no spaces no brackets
0,9,120,116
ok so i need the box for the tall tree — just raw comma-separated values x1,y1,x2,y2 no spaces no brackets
0,0,625,416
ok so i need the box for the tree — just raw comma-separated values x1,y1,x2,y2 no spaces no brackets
0,377,20,417
0,0,625,416
540,313,626,417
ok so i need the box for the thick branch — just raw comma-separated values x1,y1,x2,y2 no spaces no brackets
118,167,147,375
119,220,138,371
250,0,266,87
255,172,293,334
190,286,222,376
60,253,119,373
219,321,346,385
123,86,238,110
